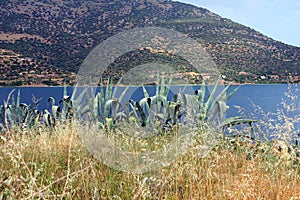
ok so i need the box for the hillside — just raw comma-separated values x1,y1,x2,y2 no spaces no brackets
0,0,299,85
0,49,76,86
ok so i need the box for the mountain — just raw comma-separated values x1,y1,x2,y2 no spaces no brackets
0,0,299,85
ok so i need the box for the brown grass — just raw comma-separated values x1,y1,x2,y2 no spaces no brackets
1,123,300,199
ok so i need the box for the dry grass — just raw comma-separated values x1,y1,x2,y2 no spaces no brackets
1,122,300,199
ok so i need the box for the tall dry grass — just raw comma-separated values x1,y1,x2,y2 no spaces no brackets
1,121,300,199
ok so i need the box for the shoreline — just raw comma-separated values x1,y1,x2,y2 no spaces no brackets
0,82,299,88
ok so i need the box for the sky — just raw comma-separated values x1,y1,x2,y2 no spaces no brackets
176,0,300,47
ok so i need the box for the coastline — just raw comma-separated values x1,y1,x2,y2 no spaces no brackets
0,82,299,88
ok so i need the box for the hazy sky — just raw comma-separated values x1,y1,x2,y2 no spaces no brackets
176,0,300,47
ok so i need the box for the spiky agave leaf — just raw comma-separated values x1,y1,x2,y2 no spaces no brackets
142,85,150,99
0,105,4,122
138,97,151,117
48,97,60,119
134,101,148,127
129,100,142,127
104,99,120,118
203,75,221,117
43,109,55,127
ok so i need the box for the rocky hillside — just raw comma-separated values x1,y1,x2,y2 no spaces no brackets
0,49,76,86
0,0,299,85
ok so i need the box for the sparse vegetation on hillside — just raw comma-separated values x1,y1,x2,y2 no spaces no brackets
0,49,76,86
0,0,299,85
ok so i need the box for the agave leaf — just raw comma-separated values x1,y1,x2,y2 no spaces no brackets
117,86,129,107
34,110,40,125
199,81,206,104
167,102,177,123
104,99,121,118
3,89,15,129
77,88,95,119
150,94,167,114
96,92,104,119
63,83,68,98
139,97,150,116
70,86,88,118
58,85,69,120
112,77,123,99
217,101,229,120
100,89,105,115
171,94,178,103
0,105,4,121
155,94,167,105
75,87,89,103
48,97,56,109
52,105,60,119
129,100,141,127
64,95,71,102
178,93,187,106
142,85,150,98
205,82,240,128
71,83,79,100
11,94,15,108
198,81,207,111
209,101,229,123
17,90,21,108
93,92,100,120
213,84,231,103
7,105,17,124
185,94,200,109
204,75,221,113
155,72,159,99
160,73,165,95
20,103,28,108
114,112,128,122
43,110,53,126
164,78,172,97
105,78,113,100
79,104,91,117
226,85,240,101
135,101,147,127
21,107,29,124
155,113,165,121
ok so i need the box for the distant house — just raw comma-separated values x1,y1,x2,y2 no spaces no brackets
238,71,251,76
268,75,280,80
291,76,300,82
260,75,267,80
18,57,32,62
201,73,211,81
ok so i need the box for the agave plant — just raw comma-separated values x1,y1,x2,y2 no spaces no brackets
71,78,130,130
126,75,256,134
177,75,256,131
195,75,252,128
73,76,181,133
42,85,75,127
0,89,41,131
128,75,179,131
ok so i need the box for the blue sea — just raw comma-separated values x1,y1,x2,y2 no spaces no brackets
0,84,299,135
